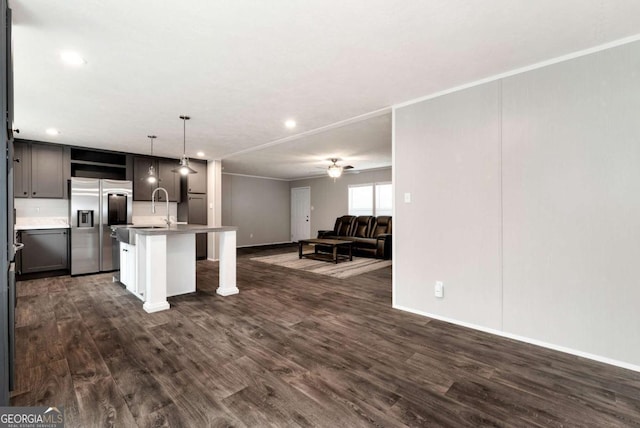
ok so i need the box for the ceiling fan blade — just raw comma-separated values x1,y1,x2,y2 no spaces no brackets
343,165,354,170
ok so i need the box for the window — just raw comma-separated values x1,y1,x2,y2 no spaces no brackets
348,182,392,216
375,183,392,216
348,184,373,216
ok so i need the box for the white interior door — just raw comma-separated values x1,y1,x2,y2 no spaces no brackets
291,187,310,242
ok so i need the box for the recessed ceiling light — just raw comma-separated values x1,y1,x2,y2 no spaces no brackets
285,119,296,129
60,51,86,66
197,151,205,157
45,128,60,136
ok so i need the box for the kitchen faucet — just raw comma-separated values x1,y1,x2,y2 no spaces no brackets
151,187,171,226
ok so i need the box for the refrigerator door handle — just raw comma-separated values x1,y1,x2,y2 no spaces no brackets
13,242,23,251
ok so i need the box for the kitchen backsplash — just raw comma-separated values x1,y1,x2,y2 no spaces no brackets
14,198,68,218
15,198,178,225
132,201,178,225
15,199,178,222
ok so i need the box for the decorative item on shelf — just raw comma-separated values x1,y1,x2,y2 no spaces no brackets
327,158,353,179
145,135,158,183
172,115,197,175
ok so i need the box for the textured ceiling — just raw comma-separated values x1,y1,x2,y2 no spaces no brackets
11,0,640,178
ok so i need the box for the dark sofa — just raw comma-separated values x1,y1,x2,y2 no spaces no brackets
318,215,392,259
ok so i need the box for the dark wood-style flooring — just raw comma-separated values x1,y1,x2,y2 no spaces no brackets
11,244,640,427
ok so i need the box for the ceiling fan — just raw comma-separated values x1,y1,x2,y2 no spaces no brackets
327,158,353,178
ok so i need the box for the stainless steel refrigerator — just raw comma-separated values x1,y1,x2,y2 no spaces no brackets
70,178,132,275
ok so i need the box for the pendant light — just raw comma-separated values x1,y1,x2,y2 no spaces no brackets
145,135,158,184
172,115,197,175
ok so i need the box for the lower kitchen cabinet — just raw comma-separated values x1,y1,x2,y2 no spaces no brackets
17,228,69,275
196,233,207,259
187,194,208,259
119,242,138,296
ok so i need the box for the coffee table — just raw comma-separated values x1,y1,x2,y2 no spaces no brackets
298,238,353,264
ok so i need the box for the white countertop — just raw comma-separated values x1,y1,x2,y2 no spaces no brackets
122,224,237,236
15,217,69,230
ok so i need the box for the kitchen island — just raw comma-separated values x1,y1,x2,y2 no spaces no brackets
116,224,238,313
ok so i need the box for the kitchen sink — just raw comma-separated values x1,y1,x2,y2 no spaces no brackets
115,225,167,245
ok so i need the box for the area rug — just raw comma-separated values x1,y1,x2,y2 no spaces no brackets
250,252,392,279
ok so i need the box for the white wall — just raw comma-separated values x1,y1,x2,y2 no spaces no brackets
290,168,392,237
395,82,503,329
221,174,290,247
394,40,640,368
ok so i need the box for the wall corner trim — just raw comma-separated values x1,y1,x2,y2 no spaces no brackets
393,304,640,373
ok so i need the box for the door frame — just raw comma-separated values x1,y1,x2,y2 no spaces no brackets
290,187,311,242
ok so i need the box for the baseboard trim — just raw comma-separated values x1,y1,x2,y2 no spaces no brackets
237,241,293,248
217,287,240,296
393,304,640,373
143,301,171,313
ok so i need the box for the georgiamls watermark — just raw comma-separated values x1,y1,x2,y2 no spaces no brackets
0,406,64,428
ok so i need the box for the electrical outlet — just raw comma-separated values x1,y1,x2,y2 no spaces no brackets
434,281,444,298
249,233,253,239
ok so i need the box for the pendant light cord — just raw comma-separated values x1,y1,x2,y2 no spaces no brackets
179,115,190,157
147,135,157,157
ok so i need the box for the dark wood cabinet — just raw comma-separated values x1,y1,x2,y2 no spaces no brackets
187,194,207,225
187,194,207,259
157,159,181,202
195,234,207,260
17,229,69,275
13,140,29,198
133,156,157,201
178,168,209,260
134,156,181,202
70,147,129,180
185,160,207,194
31,143,65,198
13,141,65,199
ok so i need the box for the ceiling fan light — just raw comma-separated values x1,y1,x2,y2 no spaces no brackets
328,165,342,178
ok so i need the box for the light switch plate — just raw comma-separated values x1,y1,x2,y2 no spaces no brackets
435,281,444,298
404,192,411,203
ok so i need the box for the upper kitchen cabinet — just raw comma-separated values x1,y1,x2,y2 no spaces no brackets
70,147,129,181
185,159,207,194
13,140,30,198
31,143,65,198
133,156,157,201
133,157,181,202
157,159,181,202
14,140,66,199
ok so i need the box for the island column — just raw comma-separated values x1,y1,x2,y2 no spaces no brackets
217,230,238,296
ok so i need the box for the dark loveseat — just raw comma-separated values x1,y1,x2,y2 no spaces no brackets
318,215,392,259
